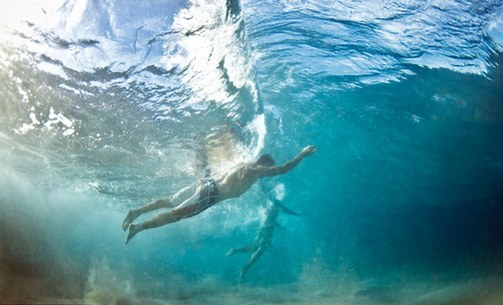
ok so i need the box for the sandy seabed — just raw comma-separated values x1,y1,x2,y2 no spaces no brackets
3,272,502,305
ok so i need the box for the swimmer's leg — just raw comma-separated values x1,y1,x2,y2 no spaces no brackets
125,223,140,244
226,245,255,257
240,247,265,278
125,210,180,244
125,184,205,244
122,199,174,231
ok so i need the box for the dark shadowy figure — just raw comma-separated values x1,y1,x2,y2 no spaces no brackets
226,184,301,278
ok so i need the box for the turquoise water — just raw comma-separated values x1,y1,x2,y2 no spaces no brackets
1,0,503,304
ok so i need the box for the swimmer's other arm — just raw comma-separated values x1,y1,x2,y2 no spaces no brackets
256,145,317,177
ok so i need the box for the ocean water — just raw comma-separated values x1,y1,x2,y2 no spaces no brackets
1,0,503,304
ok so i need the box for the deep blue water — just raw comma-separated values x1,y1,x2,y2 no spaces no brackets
1,0,503,304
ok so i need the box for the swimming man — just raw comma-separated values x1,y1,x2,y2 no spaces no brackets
122,145,316,244
226,193,301,278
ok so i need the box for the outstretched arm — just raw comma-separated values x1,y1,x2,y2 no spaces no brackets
257,145,317,177
278,202,303,216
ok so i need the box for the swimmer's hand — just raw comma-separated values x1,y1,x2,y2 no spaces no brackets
301,145,317,157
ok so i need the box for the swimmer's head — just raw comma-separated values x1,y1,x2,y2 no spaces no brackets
255,154,275,167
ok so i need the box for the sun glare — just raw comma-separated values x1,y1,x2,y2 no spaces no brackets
0,0,64,31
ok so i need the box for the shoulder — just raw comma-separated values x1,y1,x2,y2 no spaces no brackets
249,164,278,178
226,163,257,178
243,164,260,175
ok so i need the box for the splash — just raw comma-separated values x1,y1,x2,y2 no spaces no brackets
160,0,266,163
0,0,267,201
298,251,360,299
85,262,137,305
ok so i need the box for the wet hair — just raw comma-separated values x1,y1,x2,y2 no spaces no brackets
255,154,275,167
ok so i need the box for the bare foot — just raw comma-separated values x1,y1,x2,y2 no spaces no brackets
122,210,137,231
226,248,235,257
125,224,139,244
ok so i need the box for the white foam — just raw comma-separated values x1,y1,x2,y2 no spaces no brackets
235,113,266,162
273,183,286,201
164,0,258,109
487,10,503,49
15,112,40,134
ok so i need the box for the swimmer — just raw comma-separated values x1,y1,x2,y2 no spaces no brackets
122,145,316,244
226,185,301,278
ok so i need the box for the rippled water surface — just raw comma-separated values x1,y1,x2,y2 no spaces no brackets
1,0,503,304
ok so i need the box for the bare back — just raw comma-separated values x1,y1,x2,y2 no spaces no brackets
213,145,316,201
214,164,260,200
